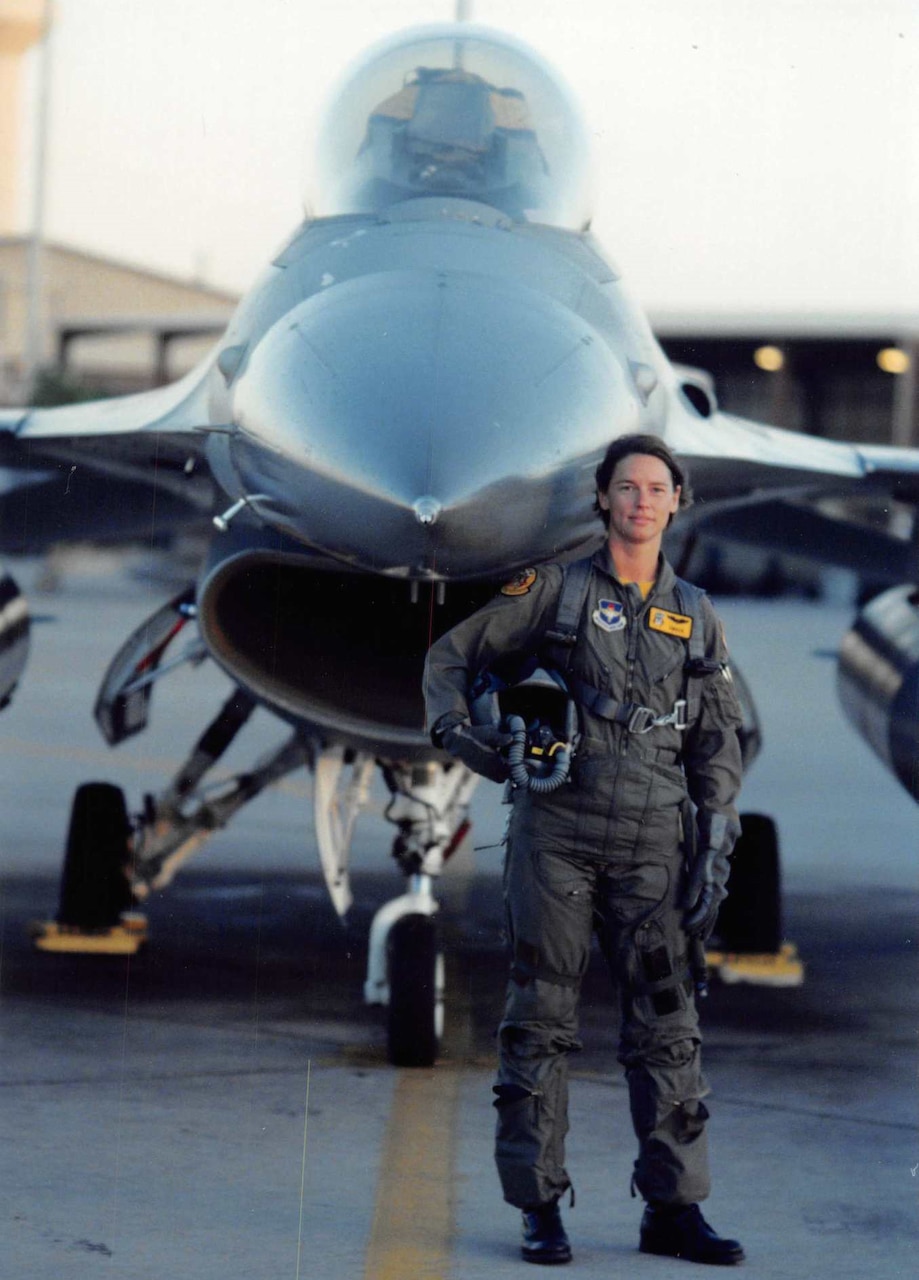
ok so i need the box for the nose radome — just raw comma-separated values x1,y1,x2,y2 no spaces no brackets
230,270,640,574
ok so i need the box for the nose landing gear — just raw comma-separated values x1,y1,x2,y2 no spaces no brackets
361,760,478,1066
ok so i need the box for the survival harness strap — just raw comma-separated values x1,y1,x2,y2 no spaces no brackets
542,555,719,733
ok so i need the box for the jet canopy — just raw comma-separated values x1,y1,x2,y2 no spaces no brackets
313,24,592,229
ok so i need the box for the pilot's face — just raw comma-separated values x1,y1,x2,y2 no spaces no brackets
598,453,681,547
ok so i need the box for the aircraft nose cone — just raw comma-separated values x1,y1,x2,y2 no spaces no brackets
231,269,639,574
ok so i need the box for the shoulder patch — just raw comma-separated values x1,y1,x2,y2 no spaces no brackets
501,567,538,597
648,607,693,639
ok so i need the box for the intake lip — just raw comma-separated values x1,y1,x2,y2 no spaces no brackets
197,546,497,756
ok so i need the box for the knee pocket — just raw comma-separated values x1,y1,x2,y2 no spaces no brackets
627,920,692,1018
673,1098,710,1145
493,1082,571,1209
642,1099,710,1151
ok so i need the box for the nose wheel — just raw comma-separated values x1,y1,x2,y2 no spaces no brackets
364,758,477,1066
365,873,445,1068
386,912,444,1067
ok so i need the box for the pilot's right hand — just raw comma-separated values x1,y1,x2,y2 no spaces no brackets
436,720,513,783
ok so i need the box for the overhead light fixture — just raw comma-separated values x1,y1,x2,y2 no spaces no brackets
753,345,784,372
876,347,910,375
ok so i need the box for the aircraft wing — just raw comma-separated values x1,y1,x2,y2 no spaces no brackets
5,381,918,505
659,409,919,583
851,442,919,500
669,410,919,501
0,356,214,455
0,362,218,551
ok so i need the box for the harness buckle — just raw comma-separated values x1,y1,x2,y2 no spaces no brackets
627,699,688,735
670,698,688,731
627,705,657,734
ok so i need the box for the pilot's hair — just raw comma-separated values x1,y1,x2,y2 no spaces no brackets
593,433,693,528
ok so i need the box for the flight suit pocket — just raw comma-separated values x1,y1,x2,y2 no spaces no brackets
636,764,687,856
647,762,688,808
530,849,594,985
638,639,684,687
503,839,594,989
628,915,690,1024
701,669,744,727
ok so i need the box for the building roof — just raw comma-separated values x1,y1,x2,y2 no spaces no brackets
0,235,239,305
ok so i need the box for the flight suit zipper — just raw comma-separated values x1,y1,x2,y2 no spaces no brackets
621,583,646,757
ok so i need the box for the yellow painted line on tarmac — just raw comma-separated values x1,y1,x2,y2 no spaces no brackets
363,1066,462,1280
0,737,183,772
363,916,476,1280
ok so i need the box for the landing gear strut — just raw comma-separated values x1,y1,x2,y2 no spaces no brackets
33,689,310,953
34,599,481,1064
361,760,478,1066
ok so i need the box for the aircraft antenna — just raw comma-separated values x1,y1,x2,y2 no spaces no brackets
454,0,472,68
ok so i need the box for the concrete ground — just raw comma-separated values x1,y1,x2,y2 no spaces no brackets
0,560,916,1278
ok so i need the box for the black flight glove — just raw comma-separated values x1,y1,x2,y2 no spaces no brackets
682,813,741,938
433,717,513,784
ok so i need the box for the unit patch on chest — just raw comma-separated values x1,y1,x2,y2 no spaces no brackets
647,607,693,639
501,568,537,596
592,599,626,633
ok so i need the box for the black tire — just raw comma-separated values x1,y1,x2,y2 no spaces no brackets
714,812,782,953
58,782,134,929
386,913,442,1068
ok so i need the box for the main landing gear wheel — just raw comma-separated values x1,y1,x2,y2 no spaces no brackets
716,812,781,953
58,782,134,928
709,812,803,987
386,913,444,1068
32,782,147,956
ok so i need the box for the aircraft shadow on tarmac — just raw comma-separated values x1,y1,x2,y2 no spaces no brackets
2,867,909,1076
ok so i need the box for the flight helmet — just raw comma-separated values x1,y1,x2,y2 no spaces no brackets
469,659,578,792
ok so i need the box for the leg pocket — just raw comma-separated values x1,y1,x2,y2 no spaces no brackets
493,1038,573,1209
504,839,595,988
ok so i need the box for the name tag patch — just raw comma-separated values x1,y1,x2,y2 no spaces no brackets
593,599,626,633
648,608,693,639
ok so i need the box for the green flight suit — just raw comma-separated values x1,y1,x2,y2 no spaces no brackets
424,547,743,1210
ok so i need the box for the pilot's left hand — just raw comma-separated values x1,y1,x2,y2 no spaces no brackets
682,814,741,937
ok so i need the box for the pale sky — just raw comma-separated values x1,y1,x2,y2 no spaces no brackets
18,0,919,318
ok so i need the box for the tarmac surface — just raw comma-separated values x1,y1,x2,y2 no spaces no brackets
0,556,916,1279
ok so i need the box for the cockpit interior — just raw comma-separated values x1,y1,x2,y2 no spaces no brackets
313,24,592,229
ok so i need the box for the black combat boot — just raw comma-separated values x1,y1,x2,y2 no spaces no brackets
520,1199,572,1265
639,1203,745,1265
